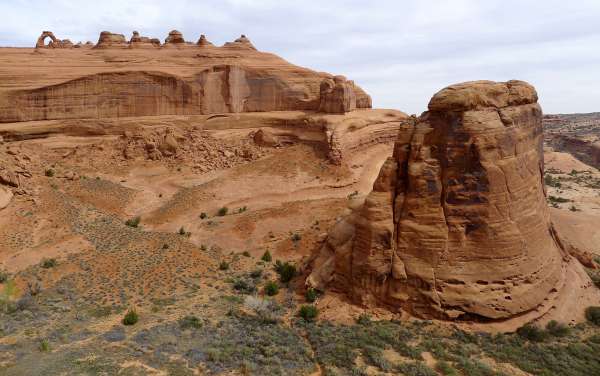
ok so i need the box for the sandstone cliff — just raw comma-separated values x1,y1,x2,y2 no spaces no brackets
0,32,372,122
308,80,585,321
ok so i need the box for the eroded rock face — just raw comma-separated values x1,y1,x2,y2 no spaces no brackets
165,30,185,44
35,31,73,49
308,80,571,321
95,31,128,48
196,34,213,47
130,31,160,48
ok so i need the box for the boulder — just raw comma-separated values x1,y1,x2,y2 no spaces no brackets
308,80,572,321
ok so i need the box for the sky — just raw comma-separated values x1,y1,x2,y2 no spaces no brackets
1,0,599,115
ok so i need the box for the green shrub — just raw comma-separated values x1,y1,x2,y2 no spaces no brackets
275,261,296,283
356,313,371,325
249,269,263,279
261,250,272,262
546,320,570,337
586,306,600,325
122,309,139,325
219,261,230,271
264,281,279,296
199,212,208,219
299,305,318,322
41,258,57,269
125,216,141,228
39,339,50,352
436,360,458,376
517,323,547,342
179,315,202,329
233,278,256,294
0,270,7,283
217,207,229,216
45,169,55,177
305,288,318,303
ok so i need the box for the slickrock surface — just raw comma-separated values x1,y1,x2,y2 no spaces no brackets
308,80,599,323
0,31,371,123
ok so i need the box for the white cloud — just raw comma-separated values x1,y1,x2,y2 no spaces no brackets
0,0,599,113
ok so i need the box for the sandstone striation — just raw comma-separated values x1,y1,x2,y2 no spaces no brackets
0,33,372,123
308,80,579,321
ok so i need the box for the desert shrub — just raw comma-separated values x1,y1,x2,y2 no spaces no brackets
548,195,570,204
586,306,600,325
242,251,251,257
249,269,262,279
233,278,257,294
244,296,282,324
299,305,318,322
122,309,139,325
356,313,371,326
219,261,230,271
396,362,437,376
305,288,318,302
517,323,547,342
39,339,51,352
41,258,57,269
125,216,141,228
178,226,186,235
0,270,8,283
436,360,458,376
261,250,272,262
570,205,579,212
546,320,570,337
218,207,229,216
264,281,279,296
179,315,202,329
291,232,302,242
45,168,55,177
275,260,296,283
199,212,208,219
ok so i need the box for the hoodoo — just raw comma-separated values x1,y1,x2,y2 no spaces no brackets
307,80,585,321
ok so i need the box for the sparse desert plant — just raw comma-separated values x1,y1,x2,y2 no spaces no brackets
200,212,208,219
356,313,372,326
305,288,318,303
261,250,272,262
41,258,57,269
219,261,230,271
0,270,8,283
122,308,139,325
233,278,257,294
218,207,229,216
44,168,55,177
242,251,251,257
299,304,318,322
38,339,51,352
249,269,263,279
274,260,296,283
237,206,248,213
291,232,302,242
586,306,600,325
178,226,186,235
125,216,141,228
244,295,282,324
436,360,458,376
517,323,547,342
179,315,202,329
264,281,279,296
569,205,579,212
546,320,570,337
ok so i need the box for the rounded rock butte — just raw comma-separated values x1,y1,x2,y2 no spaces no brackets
307,80,596,323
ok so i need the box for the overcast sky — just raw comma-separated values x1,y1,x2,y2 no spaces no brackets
1,0,599,114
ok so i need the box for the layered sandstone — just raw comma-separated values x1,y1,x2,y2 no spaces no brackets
0,33,372,123
164,30,186,45
308,80,576,321
35,31,73,49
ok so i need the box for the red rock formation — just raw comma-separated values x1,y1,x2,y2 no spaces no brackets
35,31,73,49
196,34,213,47
308,80,576,321
129,31,160,48
0,35,372,122
95,31,128,48
223,34,257,50
164,30,185,44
